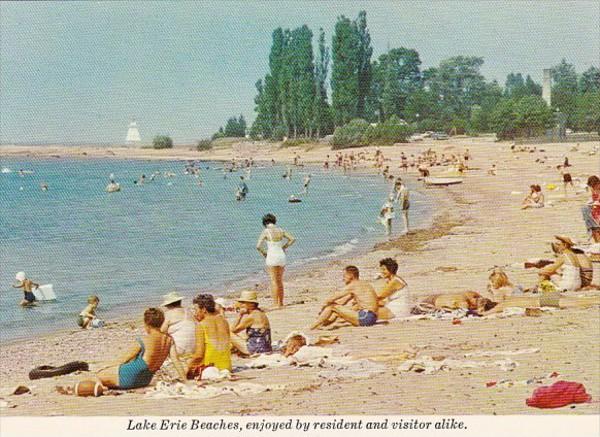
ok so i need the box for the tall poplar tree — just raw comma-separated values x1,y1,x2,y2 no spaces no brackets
331,15,359,126
355,11,373,119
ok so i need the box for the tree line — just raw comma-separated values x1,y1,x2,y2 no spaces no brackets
217,11,599,143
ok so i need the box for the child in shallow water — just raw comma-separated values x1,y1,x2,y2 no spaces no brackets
13,272,39,306
78,295,100,329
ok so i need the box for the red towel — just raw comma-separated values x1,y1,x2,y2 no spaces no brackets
526,381,592,409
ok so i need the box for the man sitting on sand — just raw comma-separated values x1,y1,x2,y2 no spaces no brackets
97,308,186,389
310,266,379,330
187,294,232,376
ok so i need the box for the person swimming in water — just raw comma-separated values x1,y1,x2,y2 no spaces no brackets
106,179,121,193
302,174,312,194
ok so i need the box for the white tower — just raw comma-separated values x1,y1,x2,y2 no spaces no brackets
125,120,142,145
542,69,552,107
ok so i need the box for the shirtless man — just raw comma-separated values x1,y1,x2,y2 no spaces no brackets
310,266,379,330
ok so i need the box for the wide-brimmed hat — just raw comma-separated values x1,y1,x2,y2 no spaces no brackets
554,235,575,247
161,291,184,306
15,272,26,282
236,290,259,304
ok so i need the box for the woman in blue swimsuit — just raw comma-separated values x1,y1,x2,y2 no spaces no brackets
230,291,272,355
97,308,186,389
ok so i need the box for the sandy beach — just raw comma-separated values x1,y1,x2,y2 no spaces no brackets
1,136,599,416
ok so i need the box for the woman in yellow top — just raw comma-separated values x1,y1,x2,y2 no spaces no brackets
187,294,232,376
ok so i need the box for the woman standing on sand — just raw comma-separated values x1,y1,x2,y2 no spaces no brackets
256,214,296,308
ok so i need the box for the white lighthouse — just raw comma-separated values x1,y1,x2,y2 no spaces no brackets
125,120,142,145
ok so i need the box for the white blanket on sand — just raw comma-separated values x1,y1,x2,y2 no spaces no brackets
398,356,518,374
244,347,386,379
145,381,286,400
465,348,539,358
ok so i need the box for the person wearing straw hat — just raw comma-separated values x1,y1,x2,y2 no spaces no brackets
160,292,196,356
230,291,272,356
538,236,582,291
13,271,39,306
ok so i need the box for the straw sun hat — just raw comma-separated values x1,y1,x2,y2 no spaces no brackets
236,290,259,304
554,235,575,248
161,291,184,306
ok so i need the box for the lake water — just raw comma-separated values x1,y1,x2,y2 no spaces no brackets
0,157,431,341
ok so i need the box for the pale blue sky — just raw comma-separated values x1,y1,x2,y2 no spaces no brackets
1,1,598,144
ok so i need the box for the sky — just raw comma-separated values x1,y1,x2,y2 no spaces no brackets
1,1,598,144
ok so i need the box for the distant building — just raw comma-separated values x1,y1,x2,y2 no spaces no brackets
542,69,552,106
125,120,142,145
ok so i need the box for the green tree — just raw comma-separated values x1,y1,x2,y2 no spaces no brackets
288,25,316,137
524,75,542,96
403,89,441,123
355,11,373,119
505,73,541,99
152,135,173,149
489,98,517,140
576,91,600,133
579,66,600,94
428,56,486,119
331,15,360,126
504,73,525,98
378,48,422,120
332,118,369,148
514,96,554,137
313,28,334,137
551,59,578,126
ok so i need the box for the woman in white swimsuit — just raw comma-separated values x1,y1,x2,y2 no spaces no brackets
160,292,197,356
256,214,296,308
538,236,582,291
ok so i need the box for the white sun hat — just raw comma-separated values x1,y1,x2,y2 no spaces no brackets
15,272,26,282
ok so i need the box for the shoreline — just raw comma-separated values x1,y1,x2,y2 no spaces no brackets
0,167,440,346
1,137,599,416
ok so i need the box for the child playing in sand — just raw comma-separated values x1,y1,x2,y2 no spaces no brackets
13,272,39,306
78,295,100,329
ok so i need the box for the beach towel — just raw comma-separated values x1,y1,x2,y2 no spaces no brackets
526,381,591,409
398,356,518,374
465,348,539,358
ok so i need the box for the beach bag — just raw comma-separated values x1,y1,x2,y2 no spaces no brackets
526,381,591,409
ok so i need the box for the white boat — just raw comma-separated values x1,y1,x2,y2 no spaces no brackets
424,177,463,186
